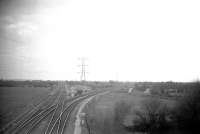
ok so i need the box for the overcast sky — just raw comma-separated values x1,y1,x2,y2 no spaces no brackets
0,0,200,81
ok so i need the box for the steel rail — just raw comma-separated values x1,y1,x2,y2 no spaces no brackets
4,89,61,134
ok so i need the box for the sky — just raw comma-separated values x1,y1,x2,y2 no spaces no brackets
0,0,200,82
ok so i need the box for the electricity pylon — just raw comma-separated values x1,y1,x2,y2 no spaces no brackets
78,58,88,81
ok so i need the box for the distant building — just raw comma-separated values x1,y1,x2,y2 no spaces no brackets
68,85,91,97
71,85,91,92
128,88,134,94
70,89,77,97
144,88,151,95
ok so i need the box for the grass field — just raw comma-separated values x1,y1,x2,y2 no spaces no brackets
82,89,176,134
0,86,51,128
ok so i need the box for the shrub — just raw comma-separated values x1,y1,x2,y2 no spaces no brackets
113,100,132,133
129,97,172,133
173,81,200,130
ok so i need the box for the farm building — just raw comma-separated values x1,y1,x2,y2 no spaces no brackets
144,88,151,95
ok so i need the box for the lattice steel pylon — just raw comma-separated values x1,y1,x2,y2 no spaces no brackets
78,58,88,81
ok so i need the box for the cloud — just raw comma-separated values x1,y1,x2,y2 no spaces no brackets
7,21,38,38
0,0,200,81
0,0,67,16
0,0,65,44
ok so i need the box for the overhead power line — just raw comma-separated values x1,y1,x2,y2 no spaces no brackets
78,58,88,81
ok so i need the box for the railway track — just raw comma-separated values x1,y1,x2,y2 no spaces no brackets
49,92,97,134
2,86,62,134
2,85,105,134
44,90,67,134
14,89,63,134
0,90,52,133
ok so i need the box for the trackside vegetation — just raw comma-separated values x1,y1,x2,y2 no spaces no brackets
83,81,200,134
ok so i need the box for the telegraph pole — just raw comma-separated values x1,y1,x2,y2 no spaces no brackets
78,58,88,81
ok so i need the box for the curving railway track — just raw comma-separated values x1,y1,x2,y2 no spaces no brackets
1,84,104,134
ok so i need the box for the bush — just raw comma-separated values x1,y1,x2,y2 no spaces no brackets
128,98,172,133
173,82,200,130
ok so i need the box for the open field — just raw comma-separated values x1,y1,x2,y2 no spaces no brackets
0,86,51,128
82,90,177,134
